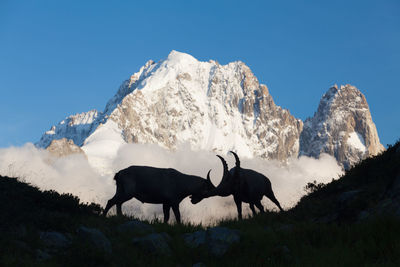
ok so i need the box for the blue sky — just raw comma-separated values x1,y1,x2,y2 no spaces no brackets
0,0,399,147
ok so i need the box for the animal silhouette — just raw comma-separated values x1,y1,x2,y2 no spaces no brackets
103,166,215,223
191,152,283,219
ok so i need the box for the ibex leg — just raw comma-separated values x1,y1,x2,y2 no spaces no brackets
116,202,123,216
249,203,256,216
172,204,181,224
115,195,132,216
266,192,284,212
255,201,264,213
163,204,170,223
234,196,243,220
103,196,117,216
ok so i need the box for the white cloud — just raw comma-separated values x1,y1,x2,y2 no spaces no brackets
0,143,343,225
0,143,113,204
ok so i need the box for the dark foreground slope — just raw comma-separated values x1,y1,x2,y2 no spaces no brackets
292,140,400,222
1,141,400,266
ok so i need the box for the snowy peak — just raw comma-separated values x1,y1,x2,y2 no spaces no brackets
38,110,100,148
300,84,384,169
318,84,368,115
165,50,199,66
103,51,301,161
103,59,157,115
36,52,384,172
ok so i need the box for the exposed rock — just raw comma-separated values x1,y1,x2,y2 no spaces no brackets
117,219,155,236
183,230,207,248
132,232,172,256
37,52,383,169
183,227,240,257
40,231,71,249
77,226,112,253
38,110,99,148
36,51,302,162
46,138,85,157
207,227,240,256
107,55,302,161
300,84,385,169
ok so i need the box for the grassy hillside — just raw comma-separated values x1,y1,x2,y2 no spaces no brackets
1,141,400,266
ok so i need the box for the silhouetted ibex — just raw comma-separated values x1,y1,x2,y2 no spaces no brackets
191,152,283,219
103,166,215,223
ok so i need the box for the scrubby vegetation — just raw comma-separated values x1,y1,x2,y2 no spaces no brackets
1,141,399,266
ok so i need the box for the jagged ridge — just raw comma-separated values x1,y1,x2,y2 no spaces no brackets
36,51,384,170
300,84,384,169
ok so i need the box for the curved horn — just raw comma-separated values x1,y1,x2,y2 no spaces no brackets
216,155,228,175
229,151,240,169
206,169,215,188
214,155,232,196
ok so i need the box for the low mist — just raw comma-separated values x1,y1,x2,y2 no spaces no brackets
0,143,343,225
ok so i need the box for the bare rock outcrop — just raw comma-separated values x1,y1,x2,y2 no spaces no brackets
36,52,384,169
46,138,85,157
300,84,385,169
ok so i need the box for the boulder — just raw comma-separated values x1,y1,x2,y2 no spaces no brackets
132,232,172,256
40,231,71,249
183,227,240,257
207,227,240,257
77,226,112,253
183,230,206,248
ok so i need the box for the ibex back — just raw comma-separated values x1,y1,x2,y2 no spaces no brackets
103,166,215,223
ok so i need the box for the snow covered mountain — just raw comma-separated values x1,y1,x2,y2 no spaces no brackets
36,51,384,171
38,109,100,148
300,84,385,169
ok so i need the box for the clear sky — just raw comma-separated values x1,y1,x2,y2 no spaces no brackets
1,0,399,148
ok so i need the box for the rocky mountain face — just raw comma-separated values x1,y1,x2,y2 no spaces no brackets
300,85,384,169
36,51,384,170
38,110,99,148
103,52,303,160
46,138,85,158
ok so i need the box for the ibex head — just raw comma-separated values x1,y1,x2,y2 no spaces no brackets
190,169,216,204
211,151,242,197
191,154,235,205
